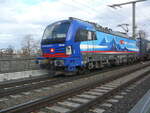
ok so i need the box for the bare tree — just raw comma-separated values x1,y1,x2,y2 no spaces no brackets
21,34,41,56
0,45,15,57
0,49,5,57
6,45,14,56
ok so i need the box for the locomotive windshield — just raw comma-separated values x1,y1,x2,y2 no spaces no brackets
42,21,70,44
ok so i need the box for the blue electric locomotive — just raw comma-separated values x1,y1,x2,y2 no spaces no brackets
39,17,139,75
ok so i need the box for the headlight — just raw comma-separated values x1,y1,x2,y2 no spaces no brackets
66,46,72,55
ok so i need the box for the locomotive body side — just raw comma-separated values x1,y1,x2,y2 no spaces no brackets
77,25,139,70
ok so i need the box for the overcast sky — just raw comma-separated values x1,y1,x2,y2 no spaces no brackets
0,0,150,49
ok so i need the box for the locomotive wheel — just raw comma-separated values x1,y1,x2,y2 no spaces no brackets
77,67,86,75
109,60,116,66
87,62,94,70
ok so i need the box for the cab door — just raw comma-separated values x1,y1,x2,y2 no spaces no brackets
87,31,94,56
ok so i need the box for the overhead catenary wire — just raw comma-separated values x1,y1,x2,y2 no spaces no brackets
59,0,98,20
62,0,111,23
72,0,132,27
59,0,148,37
71,0,122,24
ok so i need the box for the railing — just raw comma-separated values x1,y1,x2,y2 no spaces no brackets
129,90,150,113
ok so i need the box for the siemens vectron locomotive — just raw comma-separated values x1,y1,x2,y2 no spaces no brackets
38,17,139,75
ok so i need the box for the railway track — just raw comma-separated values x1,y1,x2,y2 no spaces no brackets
86,73,150,113
0,75,50,89
0,63,142,98
0,62,150,113
0,62,140,89
34,66,150,113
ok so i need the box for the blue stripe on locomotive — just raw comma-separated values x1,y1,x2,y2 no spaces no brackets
79,30,139,52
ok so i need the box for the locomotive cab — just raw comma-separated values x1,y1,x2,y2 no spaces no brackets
40,20,80,74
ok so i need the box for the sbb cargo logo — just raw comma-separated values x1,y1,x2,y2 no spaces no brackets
120,40,124,44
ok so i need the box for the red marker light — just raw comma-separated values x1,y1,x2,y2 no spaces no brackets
50,48,55,53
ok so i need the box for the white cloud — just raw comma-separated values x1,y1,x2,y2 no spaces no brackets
0,0,149,49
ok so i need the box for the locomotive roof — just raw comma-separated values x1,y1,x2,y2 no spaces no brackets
69,17,134,40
